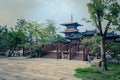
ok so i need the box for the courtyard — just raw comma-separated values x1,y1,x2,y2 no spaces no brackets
0,57,90,80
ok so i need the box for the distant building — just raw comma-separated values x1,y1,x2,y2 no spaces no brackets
105,31,119,41
115,35,120,42
81,29,98,39
81,29,120,42
60,14,82,44
61,15,120,43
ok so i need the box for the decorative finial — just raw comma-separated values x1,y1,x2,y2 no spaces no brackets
71,14,73,22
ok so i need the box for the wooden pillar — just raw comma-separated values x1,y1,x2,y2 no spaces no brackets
83,47,86,61
56,43,60,59
23,47,25,56
78,43,79,53
56,47,59,59
68,52,71,60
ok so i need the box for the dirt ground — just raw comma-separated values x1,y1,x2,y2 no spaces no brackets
0,57,90,80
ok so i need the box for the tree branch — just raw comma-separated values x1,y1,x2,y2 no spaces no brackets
97,12,103,36
104,21,112,37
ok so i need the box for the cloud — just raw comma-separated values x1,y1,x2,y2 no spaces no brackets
0,0,37,10
0,0,91,31
0,0,38,27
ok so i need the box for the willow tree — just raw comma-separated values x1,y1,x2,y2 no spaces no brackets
87,0,120,70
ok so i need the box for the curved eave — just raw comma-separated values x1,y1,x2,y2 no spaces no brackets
66,37,80,39
105,35,119,38
60,31,79,33
116,38,120,42
61,22,82,26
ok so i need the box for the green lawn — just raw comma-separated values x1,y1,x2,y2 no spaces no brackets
74,63,120,80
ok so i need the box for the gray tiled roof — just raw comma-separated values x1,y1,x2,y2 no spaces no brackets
115,37,120,42
82,29,98,35
106,31,118,38
82,30,118,37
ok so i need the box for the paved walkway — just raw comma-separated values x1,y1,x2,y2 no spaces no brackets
0,57,90,80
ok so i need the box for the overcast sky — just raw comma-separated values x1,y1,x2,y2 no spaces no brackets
0,0,96,33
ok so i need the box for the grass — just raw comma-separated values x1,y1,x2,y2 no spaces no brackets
74,63,120,80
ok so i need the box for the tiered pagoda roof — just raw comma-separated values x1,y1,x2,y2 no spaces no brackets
61,28,78,33
60,14,82,43
61,22,82,26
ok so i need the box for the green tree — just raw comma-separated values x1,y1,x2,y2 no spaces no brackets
7,28,26,56
82,34,100,55
37,20,64,45
42,20,62,44
15,19,43,46
87,0,120,70
0,26,8,55
106,41,120,57
15,19,63,46
54,34,64,42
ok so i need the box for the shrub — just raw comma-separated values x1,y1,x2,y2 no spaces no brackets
31,47,41,58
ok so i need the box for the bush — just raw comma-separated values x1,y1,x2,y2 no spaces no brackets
0,52,6,56
31,52,38,58
34,47,40,53
31,47,41,58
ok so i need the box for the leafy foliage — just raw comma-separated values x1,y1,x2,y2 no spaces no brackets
0,26,8,55
82,34,120,57
106,42,120,57
82,34,100,54
15,19,64,46
0,18,64,56
7,29,26,48
87,0,120,29
87,0,120,70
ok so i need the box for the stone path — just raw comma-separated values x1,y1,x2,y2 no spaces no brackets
0,57,90,80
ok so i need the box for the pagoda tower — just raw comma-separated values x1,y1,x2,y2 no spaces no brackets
61,14,82,44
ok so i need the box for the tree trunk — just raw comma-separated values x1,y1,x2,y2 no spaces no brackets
8,43,17,57
8,48,15,57
101,36,108,71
